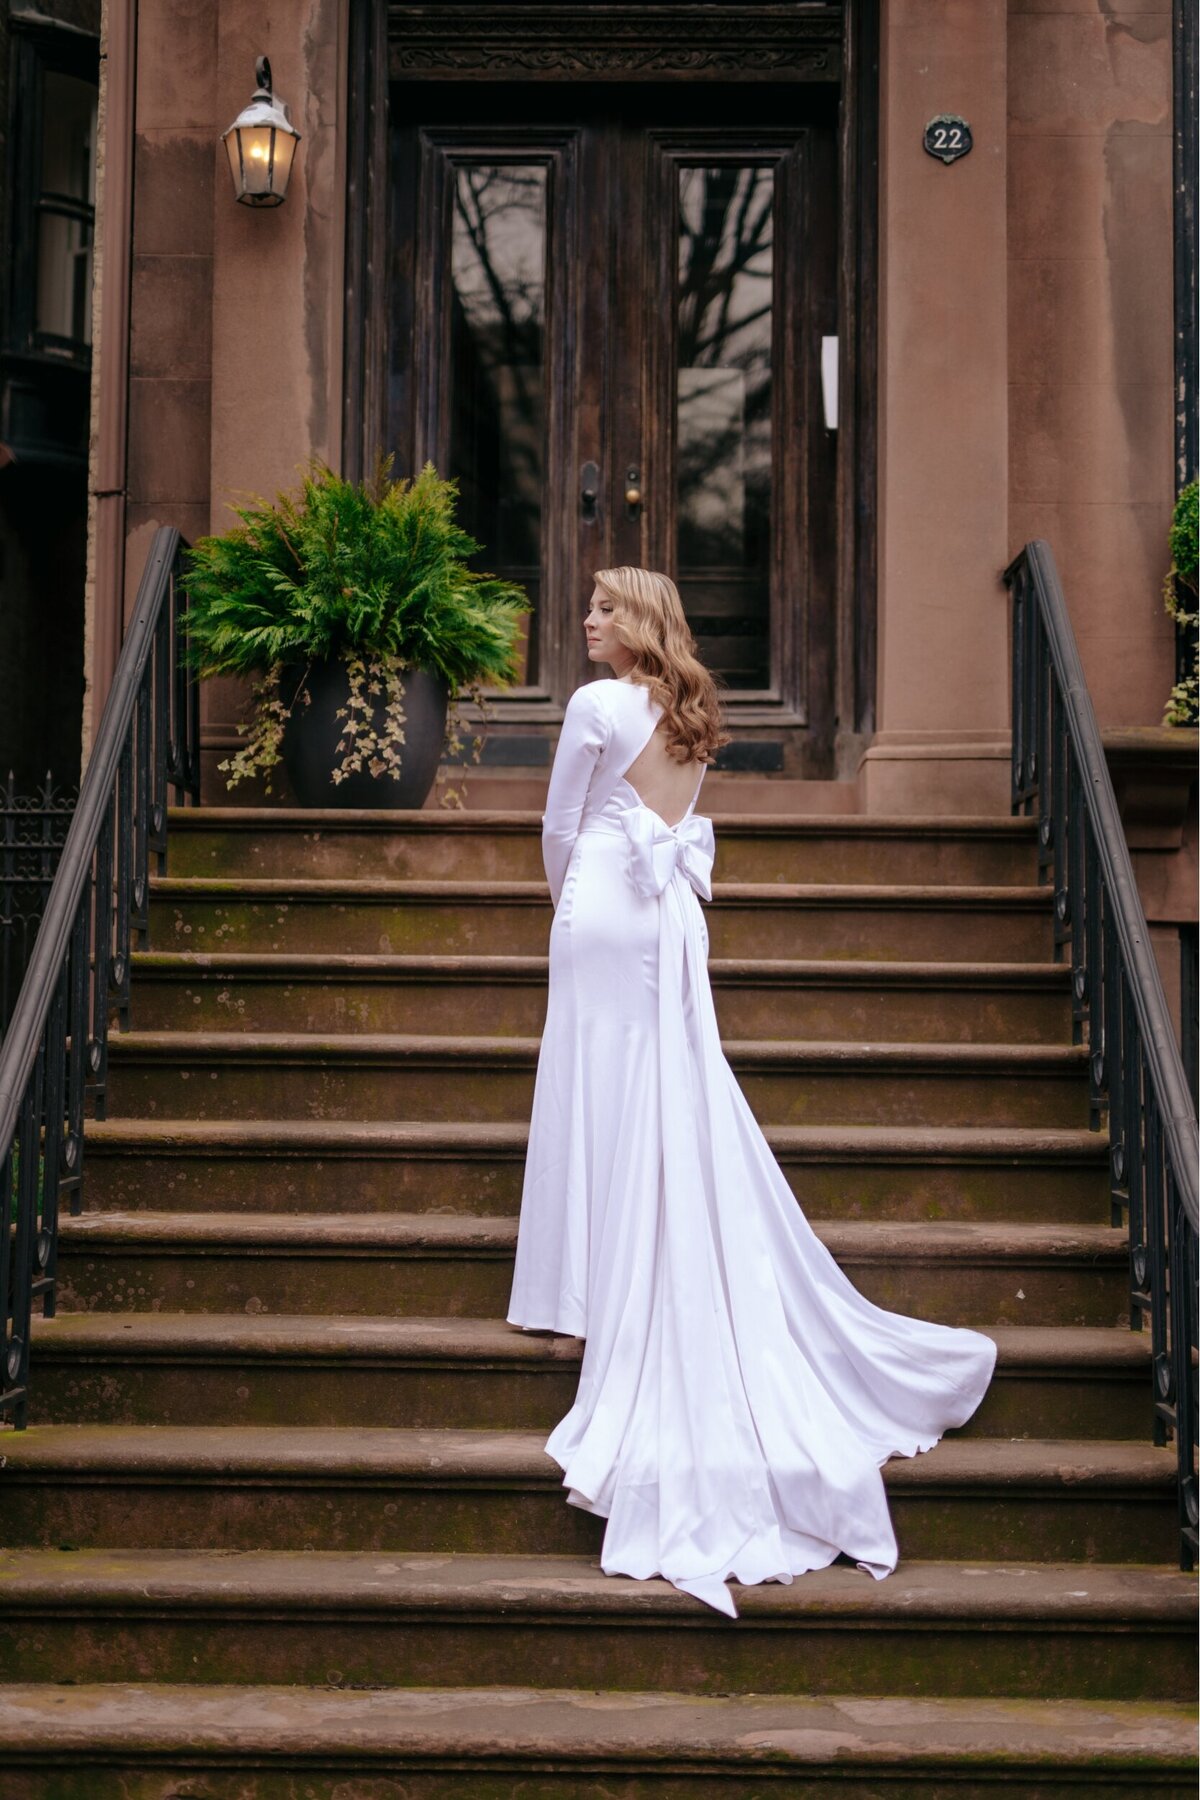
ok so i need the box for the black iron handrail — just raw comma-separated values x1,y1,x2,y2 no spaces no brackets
1,527,198,1427
1006,539,1199,1568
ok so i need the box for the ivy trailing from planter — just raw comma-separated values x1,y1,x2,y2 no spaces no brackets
1163,480,1198,727
183,457,530,800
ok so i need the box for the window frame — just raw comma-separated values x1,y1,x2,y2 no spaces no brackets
407,123,580,707
6,18,101,368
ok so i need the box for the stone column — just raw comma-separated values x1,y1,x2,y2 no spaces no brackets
203,0,349,798
859,0,1011,814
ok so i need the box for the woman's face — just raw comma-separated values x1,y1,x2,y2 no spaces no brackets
584,585,634,674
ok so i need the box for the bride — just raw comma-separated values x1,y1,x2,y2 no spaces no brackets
507,565,997,1617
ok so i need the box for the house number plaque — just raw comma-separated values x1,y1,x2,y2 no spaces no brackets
923,115,972,164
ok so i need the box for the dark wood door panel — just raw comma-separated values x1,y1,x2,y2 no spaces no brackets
388,79,842,766
349,6,878,765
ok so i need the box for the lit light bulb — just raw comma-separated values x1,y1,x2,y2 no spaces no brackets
221,56,301,207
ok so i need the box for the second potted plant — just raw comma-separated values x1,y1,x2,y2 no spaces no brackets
183,458,530,808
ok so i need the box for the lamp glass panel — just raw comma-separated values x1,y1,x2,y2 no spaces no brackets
224,131,243,195
238,126,276,197
271,130,297,192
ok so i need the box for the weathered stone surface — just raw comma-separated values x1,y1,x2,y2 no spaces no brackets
127,949,1073,1043
104,1028,1089,1128
0,1551,1192,1700
82,1118,1111,1221
164,808,1041,886
54,1212,1129,1327
0,1428,1177,1563
12,798,1193,1777
24,1315,1153,1440
147,875,1055,960
0,1683,1194,1799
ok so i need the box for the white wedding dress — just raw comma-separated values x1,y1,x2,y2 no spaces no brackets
507,677,997,1617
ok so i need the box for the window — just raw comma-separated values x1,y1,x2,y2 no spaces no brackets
448,162,549,685
2,21,99,466
676,163,776,690
35,70,97,351
6,24,100,363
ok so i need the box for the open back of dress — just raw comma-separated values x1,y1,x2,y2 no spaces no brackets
619,724,706,831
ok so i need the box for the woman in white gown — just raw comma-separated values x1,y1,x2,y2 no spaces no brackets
507,566,996,1618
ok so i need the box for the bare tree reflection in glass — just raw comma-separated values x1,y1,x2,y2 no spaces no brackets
450,164,547,684
677,166,774,690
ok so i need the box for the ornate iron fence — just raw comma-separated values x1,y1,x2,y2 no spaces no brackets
1006,539,1199,1569
1,774,78,1037
0,527,198,1427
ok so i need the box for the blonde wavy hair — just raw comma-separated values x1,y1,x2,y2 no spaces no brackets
593,566,729,764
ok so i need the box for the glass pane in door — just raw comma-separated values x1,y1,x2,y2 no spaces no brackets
449,164,547,684
676,165,774,689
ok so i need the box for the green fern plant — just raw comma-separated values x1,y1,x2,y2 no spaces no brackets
183,458,530,790
1163,480,1198,727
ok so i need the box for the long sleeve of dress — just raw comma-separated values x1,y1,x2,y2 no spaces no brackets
542,683,610,907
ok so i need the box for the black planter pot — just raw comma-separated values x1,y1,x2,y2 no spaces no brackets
279,659,449,810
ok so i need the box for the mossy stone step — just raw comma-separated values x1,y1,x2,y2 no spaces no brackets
82,1119,1112,1222
13,800,1186,1777
148,877,1054,961
0,1683,1195,1799
165,805,1041,887
127,951,1074,1042
0,1551,1192,1701
26,1315,1154,1439
105,1031,1091,1129
54,1214,1131,1328
0,1428,1177,1563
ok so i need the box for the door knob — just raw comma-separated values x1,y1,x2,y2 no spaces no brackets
624,465,642,517
624,484,642,506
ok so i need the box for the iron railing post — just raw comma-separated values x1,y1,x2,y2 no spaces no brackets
1004,538,1200,1570
0,527,198,1426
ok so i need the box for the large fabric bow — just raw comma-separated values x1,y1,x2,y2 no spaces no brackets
620,807,715,903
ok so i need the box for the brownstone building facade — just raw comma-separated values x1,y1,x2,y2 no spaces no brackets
76,0,1194,1012
1,6,1196,1776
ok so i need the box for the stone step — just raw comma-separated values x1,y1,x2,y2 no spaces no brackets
0,1550,1191,1700
54,1214,1131,1328
166,807,1041,887
434,773,866,814
83,1119,1111,1221
149,877,1054,961
128,951,1074,1042
0,1429,1175,1564
105,1032,1090,1129
26,1315,1152,1439
1,1682,1194,1800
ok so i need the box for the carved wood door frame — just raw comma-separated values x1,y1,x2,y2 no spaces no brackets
342,1,879,764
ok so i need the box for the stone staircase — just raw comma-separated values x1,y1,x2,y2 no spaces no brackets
0,805,1194,1796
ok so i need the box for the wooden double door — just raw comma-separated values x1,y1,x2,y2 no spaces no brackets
388,81,841,764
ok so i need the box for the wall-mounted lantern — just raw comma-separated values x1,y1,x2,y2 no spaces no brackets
222,56,301,207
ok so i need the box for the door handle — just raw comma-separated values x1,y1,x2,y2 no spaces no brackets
624,464,642,518
580,461,599,523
